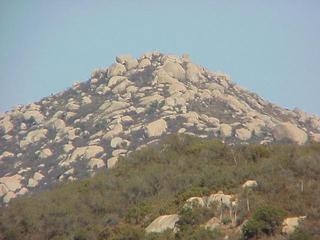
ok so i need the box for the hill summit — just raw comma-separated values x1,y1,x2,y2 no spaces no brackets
0,51,319,204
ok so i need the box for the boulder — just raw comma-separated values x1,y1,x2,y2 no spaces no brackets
219,124,232,138
33,172,44,181
107,157,118,169
88,158,105,169
204,217,221,231
161,54,181,64
0,116,13,134
207,191,234,208
125,58,139,70
63,143,74,153
162,62,185,81
39,148,53,159
116,54,133,64
17,187,28,196
0,184,9,198
245,119,266,137
103,124,123,140
181,111,200,124
66,102,80,111
110,137,128,148
235,128,252,141
311,133,320,142
0,174,22,192
139,93,164,107
282,216,306,234
23,110,45,124
200,114,220,127
167,79,187,94
112,79,132,94
82,96,92,105
138,58,151,68
62,145,104,167
145,214,179,233
121,115,134,124
20,129,48,148
20,122,27,130
272,122,308,145
99,101,130,114
112,149,127,157
186,62,204,83
48,118,66,131
27,178,39,188
145,119,167,137
108,76,127,88
309,117,320,129
0,151,14,161
242,180,258,188
108,63,126,77
184,197,206,208
3,191,16,204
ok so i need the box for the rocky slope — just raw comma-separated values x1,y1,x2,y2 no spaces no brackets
0,51,319,204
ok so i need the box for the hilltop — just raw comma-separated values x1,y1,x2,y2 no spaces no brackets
0,51,320,206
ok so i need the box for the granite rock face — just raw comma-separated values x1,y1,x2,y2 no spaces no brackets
0,52,319,204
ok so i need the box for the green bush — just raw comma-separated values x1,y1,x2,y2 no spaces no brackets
242,204,286,239
288,228,312,240
175,227,222,240
175,186,210,205
98,224,144,240
125,202,151,224
177,206,215,231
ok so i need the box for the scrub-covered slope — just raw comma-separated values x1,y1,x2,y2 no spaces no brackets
0,135,319,240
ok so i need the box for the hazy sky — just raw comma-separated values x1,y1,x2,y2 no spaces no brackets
1,0,319,114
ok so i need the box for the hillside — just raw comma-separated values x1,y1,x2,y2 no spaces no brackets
0,135,319,239
1,52,320,205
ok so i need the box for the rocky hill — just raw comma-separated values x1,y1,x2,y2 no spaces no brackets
0,51,320,205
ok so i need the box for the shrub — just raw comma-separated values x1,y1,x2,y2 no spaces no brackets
288,228,312,240
99,224,144,240
145,100,165,115
125,202,151,224
175,186,210,205
177,206,215,231
242,204,286,239
145,230,175,240
175,227,222,240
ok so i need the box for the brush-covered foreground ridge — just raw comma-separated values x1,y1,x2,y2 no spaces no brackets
0,135,319,240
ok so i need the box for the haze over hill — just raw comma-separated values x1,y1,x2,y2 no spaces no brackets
0,52,320,206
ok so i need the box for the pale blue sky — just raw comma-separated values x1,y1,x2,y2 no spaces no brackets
0,0,319,114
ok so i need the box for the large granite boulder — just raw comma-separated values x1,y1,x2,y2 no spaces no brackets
0,116,13,134
0,174,22,199
272,122,308,145
145,119,167,137
23,110,45,124
282,216,306,234
108,63,126,77
20,129,48,148
162,62,185,81
145,214,179,233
